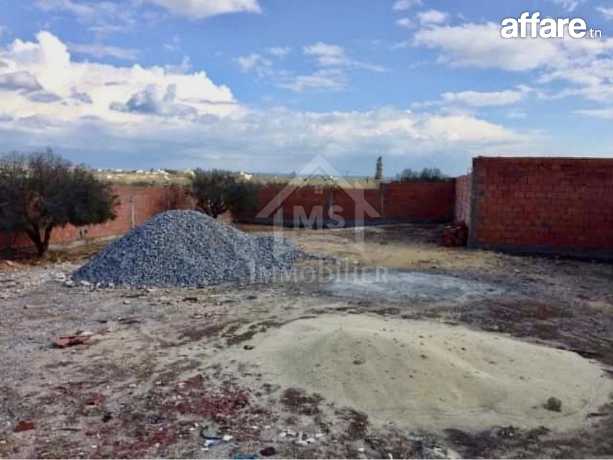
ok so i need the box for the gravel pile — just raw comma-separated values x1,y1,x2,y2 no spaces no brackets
72,210,300,287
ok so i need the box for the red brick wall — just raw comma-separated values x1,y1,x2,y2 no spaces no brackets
468,157,613,259
1,179,458,252
454,174,472,226
0,185,192,252
253,181,454,225
255,185,329,224
382,181,455,223
330,188,383,224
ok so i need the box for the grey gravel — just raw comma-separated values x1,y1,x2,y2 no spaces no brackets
72,210,300,287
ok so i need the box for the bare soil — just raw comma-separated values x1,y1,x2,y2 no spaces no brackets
1,224,613,459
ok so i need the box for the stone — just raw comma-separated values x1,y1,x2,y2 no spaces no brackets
260,446,277,457
544,396,562,412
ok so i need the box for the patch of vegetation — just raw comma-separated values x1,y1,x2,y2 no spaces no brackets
397,167,449,182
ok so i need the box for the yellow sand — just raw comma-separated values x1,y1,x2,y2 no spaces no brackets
237,314,613,432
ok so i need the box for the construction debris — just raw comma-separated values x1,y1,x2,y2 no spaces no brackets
51,332,94,348
441,222,469,247
14,421,35,433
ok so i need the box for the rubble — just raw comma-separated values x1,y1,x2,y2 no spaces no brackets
14,421,35,432
51,332,94,348
260,446,277,456
441,222,469,247
72,210,300,288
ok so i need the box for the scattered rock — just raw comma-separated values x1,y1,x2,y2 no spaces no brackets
260,446,277,457
544,396,562,412
14,421,34,432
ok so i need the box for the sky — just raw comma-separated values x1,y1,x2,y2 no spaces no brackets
0,0,612,176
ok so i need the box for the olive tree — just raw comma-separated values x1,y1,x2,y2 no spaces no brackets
0,151,118,256
191,169,259,219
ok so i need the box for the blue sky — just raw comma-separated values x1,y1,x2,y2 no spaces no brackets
0,0,612,176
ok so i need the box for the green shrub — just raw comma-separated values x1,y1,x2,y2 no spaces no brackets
397,167,448,182
191,169,259,219
0,151,118,256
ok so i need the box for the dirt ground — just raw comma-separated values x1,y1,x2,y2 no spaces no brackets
2,224,613,459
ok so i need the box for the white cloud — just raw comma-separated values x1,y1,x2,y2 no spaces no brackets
36,0,98,19
36,0,135,34
263,42,384,93
421,114,517,143
0,31,539,172
304,42,347,67
0,71,42,92
441,89,526,107
142,0,261,19
36,0,260,30
392,0,422,12
164,35,181,52
413,20,613,114
576,107,613,118
417,10,448,26
597,6,613,20
547,0,585,12
110,84,199,116
69,43,140,61
303,42,385,72
0,31,239,126
235,53,273,77
237,43,383,92
278,69,346,93
0,104,530,171
414,22,613,72
267,47,291,58
396,18,415,29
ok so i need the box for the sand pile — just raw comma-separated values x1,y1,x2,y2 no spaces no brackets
73,210,299,287
233,314,613,432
